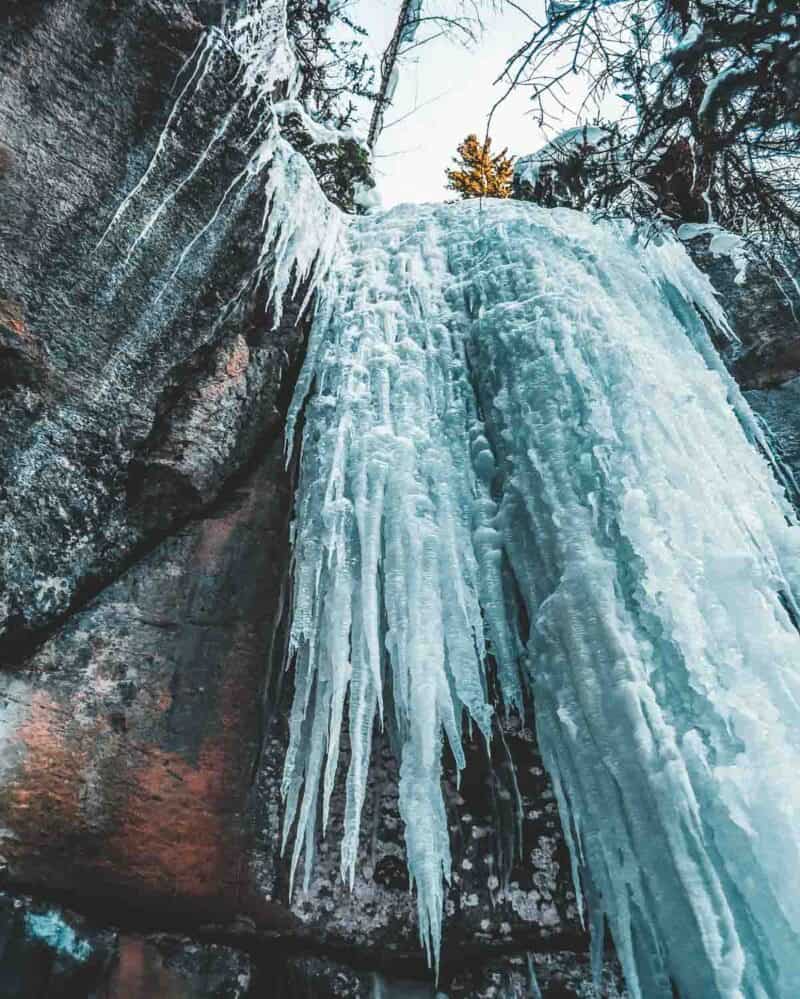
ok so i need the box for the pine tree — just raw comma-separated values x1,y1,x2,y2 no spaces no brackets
446,134,515,199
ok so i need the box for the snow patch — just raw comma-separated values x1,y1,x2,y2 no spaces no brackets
677,221,749,284
514,126,613,188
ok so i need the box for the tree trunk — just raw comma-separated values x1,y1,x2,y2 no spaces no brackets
367,0,416,149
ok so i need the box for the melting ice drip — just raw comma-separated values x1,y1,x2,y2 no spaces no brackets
285,200,800,996
96,0,342,327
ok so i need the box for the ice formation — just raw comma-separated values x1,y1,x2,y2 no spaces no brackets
97,0,341,327
90,1,800,991
285,198,800,996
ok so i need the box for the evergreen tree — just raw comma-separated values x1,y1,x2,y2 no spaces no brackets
446,134,514,199
287,0,375,130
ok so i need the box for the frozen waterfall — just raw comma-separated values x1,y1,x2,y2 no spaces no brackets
283,199,800,997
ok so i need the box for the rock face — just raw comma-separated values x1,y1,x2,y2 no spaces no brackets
689,242,800,390
0,3,797,998
0,0,291,659
691,245,800,503
0,890,254,998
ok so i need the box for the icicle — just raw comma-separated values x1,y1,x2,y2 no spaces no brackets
286,199,800,994
283,207,505,967
526,953,543,999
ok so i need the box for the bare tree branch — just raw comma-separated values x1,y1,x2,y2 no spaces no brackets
497,0,800,263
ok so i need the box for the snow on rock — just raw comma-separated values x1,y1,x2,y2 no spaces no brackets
285,198,800,995
514,126,613,189
677,221,749,284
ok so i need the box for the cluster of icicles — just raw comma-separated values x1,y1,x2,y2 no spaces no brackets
285,200,800,997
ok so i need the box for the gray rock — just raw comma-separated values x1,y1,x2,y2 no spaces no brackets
746,376,800,504
690,242,800,389
0,0,305,656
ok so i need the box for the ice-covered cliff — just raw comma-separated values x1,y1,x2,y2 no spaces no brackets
4,0,800,996
286,199,800,997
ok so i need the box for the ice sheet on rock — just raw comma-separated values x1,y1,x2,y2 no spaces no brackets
224,0,299,107
96,0,339,328
286,198,800,994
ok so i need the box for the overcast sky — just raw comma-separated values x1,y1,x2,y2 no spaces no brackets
348,1,567,208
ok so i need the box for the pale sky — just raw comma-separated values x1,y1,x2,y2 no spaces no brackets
348,1,599,208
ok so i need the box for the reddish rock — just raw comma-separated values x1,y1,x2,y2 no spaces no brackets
0,298,47,389
103,934,252,999
0,441,294,933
